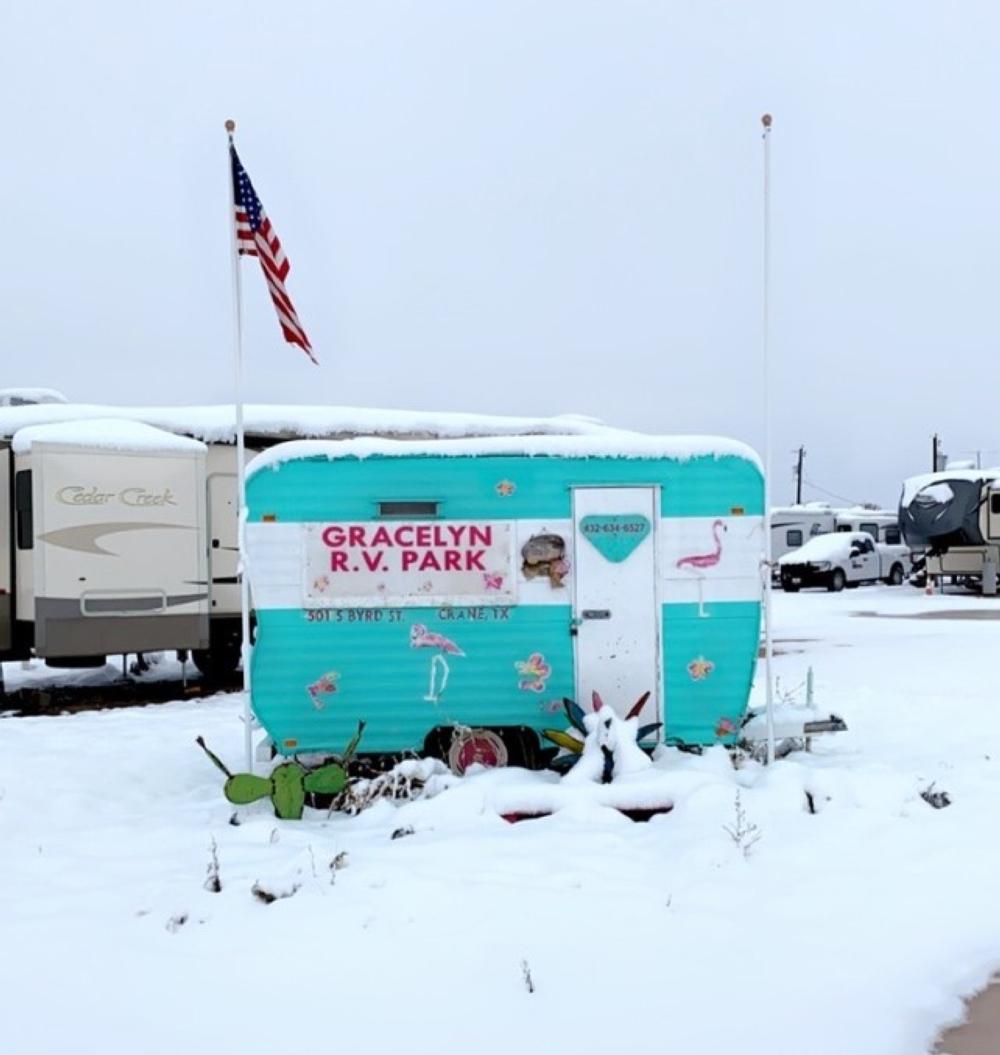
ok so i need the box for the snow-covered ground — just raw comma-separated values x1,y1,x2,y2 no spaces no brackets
2,586,1000,1054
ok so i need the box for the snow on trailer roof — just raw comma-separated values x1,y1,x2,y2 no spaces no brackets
246,432,763,479
0,402,605,445
901,468,1000,508
0,387,69,407
11,419,205,455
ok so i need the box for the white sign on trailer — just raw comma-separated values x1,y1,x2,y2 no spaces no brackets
302,521,517,606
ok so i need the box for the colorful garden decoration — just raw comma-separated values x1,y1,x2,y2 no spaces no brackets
196,722,365,820
543,692,661,782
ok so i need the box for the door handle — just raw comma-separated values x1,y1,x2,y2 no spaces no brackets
581,609,611,620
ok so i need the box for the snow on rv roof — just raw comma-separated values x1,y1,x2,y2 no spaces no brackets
0,403,604,444
246,432,762,478
11,419,205,454
901,468,1000,508
0,387,69,407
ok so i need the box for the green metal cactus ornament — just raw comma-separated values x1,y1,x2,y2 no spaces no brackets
196,722,364,820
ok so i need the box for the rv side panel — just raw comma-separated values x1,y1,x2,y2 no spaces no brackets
246,450,764,755
26,444,209,658
0,447,11,653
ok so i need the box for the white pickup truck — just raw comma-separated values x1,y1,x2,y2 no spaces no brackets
778,532,913,592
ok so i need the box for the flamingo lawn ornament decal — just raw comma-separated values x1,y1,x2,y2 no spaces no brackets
410,624,465,703
676,519,726,617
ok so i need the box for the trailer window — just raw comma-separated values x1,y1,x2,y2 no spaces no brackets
860,522,879,539
884,526,901,545
809,523,824,537
15,470,32,550
786,529,803,548
991,494,1000,515
836,524,851,532
377,501,439,518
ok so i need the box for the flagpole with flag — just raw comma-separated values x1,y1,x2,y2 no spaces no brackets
760,113,777,765
225,119,255,772
225,119,317,771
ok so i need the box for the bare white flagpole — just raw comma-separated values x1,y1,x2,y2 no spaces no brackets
226,118,255,773
760,113,777,765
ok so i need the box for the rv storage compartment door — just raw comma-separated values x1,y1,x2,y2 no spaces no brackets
572,486,661,726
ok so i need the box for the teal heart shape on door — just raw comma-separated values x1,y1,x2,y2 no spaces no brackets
579,515,651,563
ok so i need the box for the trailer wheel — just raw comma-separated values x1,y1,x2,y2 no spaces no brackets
828,569,846,592
886,564,904,586
782,583,800,593
424,725,543,773
192,642,240,682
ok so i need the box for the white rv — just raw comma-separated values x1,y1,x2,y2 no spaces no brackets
3,420,208,665
770,504,837,563
832,508,903,544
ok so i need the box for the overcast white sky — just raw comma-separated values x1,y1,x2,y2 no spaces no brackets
4,2,998,507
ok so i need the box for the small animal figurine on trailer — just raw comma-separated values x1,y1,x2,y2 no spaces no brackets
196,722,365,820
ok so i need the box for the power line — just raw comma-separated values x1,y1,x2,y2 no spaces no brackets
801,478,866,507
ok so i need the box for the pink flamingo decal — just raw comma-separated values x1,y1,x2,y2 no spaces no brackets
676,519,726,617
410,624,465,702
410,625,465,656
676,519,726,570
483,571,505,592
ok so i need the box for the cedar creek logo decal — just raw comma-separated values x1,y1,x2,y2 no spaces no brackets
55,486,178,507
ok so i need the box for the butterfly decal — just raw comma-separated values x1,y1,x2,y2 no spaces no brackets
515,652,551,692
483,571,505,591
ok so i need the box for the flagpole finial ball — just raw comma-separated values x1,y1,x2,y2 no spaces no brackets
761,113,773,128
225,119,236,133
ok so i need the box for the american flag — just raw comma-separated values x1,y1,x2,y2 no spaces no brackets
230,145,316,363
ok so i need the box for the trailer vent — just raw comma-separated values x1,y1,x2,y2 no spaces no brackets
377,501,439,518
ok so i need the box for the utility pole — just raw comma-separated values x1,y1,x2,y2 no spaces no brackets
932,433,939,473
794,446,805,504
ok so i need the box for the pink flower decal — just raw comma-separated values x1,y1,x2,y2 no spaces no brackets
483,571,505,591
306,671,340,709
495,480,516,497
687,656,715,681
515,652,551,692
715,716,736,738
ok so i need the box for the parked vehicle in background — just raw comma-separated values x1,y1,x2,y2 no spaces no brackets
833,509,904,544
770,504,836,563
3,420,208,667
770,505,908,582
779,531,912,592
899,469,1000,593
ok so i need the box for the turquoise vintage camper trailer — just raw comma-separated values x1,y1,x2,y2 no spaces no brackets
244,433,764,764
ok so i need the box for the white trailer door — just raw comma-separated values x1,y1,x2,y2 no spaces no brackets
572,487,660,724
207,469,239,614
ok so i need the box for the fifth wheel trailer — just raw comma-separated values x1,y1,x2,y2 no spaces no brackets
1,420,209,667
900,469,1000,592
